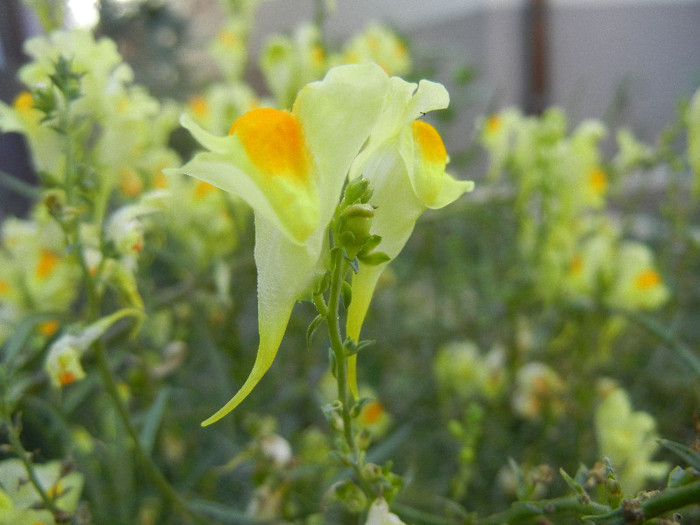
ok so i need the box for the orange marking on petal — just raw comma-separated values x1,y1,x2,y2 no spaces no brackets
58,370,77,386
412,120,447,165
361,400,384,425
0,280,10,295
36,250,60,279
189,95,209,118
218,29,240,48
570,254,583,276
38,320,60,337
588,167,607,195
311,45,325,67
395,42,407,58
229,108,310,183
120,168,144,197
194,180,218,199
486,114,502,133
153,170,168,189
635,269,661,290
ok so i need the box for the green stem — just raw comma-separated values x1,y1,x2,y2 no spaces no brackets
477,495,610,525
2,416,65,518
93,342,206,525
583,480,700,524
327,249,355,451
0,169,40,200
323,247,376,498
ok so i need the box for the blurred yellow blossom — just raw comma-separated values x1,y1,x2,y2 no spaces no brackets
595,385,669,494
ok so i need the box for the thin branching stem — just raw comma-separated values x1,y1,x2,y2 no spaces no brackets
1,415,64,518
477,495,610,525
93,341,207,525
327,248,355,451
323,246,377,499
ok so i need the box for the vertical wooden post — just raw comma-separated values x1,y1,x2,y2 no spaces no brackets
524,0,549,115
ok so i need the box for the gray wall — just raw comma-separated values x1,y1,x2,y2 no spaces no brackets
254,0,700,151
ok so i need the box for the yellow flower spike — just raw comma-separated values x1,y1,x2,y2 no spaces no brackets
346,78,473,396
169,63,391,425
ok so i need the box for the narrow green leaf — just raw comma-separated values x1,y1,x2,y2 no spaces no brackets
0,169,40,200
341,281,352,309
659,439,700,471
358,251,391,266
1,313,61,372
139,388,170,455
306,315,325,350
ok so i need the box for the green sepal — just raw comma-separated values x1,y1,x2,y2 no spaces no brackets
344,252,360,274
343,338,357,356
50,56,84,101
357,234,383,256
306,315,325,350
356,339,376,354
342,338,375,357
603,458,623,508
667,466,700,489
340,230,356,247
560,467,588,497
358,251,391,266
350,396,375,418
341,281,352,309
314,271,332,295
342,176,373,206
32,86,57,119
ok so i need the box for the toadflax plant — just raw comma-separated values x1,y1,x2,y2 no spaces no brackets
170,62,473,426
170,61,473,518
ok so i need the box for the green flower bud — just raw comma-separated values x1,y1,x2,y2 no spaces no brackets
342,176,372,205
339,203,375,258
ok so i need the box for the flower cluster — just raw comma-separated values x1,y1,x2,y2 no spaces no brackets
171,62,473,424
479,107,669,311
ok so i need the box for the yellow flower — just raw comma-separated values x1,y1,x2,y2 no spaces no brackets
607,242,669,311
44,309,143,387
345,77,474,394
169,63,392,425
595,385,669,494
342,23,412,77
